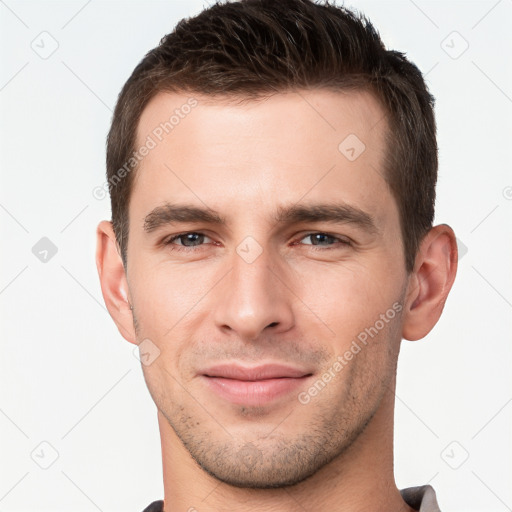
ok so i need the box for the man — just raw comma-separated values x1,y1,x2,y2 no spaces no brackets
96,0,457,510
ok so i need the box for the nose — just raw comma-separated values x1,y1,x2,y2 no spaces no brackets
213,245,295,341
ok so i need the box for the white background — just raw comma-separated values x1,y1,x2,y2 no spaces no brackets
0,1,511,511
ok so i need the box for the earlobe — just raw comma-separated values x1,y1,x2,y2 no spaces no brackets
402,224,458,341
96,220,137,345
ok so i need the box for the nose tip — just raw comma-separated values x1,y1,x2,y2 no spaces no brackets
213,256,294,341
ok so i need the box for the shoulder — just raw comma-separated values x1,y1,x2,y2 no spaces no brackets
140,499,164,512
400,485,441,512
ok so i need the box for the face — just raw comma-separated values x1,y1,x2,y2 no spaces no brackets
124,89,409,487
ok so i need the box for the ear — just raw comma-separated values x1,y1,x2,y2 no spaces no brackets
402,224,458,341
96,220,137,345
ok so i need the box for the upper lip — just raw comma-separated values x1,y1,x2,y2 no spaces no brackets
201,363,312,381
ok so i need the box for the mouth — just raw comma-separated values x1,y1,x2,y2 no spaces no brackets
199,363,313,406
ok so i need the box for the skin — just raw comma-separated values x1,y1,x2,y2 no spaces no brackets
96,89,457,512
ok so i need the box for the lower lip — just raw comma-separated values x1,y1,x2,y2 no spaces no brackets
201,375,311,406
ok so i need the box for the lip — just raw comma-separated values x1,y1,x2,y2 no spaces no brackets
201,363,311,381
199,364,313,406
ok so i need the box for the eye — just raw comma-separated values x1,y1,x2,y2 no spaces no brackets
298,232,351,249
162,231,350,253
164,232,213,250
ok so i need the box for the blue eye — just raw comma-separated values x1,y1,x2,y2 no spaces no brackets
300,233,350,248
163,231,350,254
165,232,212,250
302,233,336,246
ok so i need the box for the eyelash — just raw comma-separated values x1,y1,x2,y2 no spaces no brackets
163,232,351,253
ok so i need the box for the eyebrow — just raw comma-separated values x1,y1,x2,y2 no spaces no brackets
143,204,226,233
143,202,378,235
273,203,378,233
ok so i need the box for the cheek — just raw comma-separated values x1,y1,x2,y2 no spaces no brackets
128,260,221,374
294,261,401,339
130,259,215,323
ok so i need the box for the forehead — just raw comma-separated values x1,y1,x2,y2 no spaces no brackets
131,88,392,224
136,88,388,152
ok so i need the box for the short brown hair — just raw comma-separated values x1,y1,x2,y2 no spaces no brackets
106,0,437,271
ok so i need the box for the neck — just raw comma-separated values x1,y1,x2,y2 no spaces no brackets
158,376,414,512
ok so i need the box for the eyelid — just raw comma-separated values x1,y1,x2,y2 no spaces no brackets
295,232,352,246
162,230,352,252
164,232,214,246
